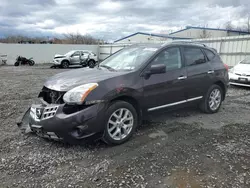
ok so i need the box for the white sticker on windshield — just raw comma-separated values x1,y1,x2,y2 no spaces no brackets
124,66,135,70
143,48,158,52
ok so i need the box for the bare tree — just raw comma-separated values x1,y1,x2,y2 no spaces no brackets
224,21,234,30
63,32,102,44
199,29,212,38
236,25,248,32
0,32,103,44
0,35,51,44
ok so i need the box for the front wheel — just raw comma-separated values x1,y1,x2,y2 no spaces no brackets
14,61,20,66
200,84,223,114
102,101,138,145
61,60,69,68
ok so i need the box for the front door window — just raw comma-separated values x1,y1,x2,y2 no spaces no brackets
151,47,182,71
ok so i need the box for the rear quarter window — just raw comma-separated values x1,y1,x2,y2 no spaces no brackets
204,49,216,61
183,47,206,66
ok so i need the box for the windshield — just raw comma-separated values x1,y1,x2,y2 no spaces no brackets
240,57,250,64
99,47,158,71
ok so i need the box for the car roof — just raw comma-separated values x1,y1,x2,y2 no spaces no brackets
127,41,214,52
162,41,209,48
129,43,163,48
70,50,92,52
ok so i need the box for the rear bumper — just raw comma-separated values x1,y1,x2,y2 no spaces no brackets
18,102,107,143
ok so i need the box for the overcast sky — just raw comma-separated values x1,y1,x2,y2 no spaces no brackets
0,0,249,41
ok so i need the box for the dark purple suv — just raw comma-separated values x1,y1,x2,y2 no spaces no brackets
18,41,229,145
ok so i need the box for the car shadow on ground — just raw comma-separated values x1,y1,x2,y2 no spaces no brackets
50,65,90,69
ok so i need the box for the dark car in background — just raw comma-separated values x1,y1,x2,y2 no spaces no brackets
18,41,229,145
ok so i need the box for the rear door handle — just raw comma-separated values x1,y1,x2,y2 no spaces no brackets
207,70,214,74
178,76,187,80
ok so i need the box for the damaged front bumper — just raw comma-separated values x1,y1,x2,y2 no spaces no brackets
17,100,106,143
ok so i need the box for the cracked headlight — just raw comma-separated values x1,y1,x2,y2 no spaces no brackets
63,83,98,105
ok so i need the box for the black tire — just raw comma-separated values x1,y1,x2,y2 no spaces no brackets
61,60,69,68
199,84,223,114
88,60,95,68
29,60,35,66
14,61,19,66
102,101,138,145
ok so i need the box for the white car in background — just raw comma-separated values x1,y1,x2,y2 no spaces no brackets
229,57,250,87
53,50,98,68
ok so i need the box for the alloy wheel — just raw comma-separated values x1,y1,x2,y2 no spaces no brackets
107,108,134,141
209,88,222,111
62,61,69,68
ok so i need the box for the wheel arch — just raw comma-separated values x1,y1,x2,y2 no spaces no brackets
110,95,142,125
61,59,70,64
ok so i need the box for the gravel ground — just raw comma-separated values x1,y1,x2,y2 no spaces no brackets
0,66,250,188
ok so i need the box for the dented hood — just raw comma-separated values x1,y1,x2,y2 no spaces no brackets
54,54,66,58
44,68,127,91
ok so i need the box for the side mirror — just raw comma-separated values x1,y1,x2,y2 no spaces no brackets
143,64,166,78
149,64,166,75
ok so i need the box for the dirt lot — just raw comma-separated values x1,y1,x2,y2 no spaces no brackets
0,66,250,188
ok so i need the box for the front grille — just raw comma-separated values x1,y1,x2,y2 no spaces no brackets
235,73,250,77
30,125,62,141
30,105,59,121
39,87,65,104
42,106,59,120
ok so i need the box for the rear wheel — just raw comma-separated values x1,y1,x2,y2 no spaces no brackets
88,60,95,68
29,60,35,66
61,60,69,68
14,61,19,66
200,84,223,113
102,101,138,145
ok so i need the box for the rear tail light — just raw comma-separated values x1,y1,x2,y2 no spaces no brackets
224,64,229,71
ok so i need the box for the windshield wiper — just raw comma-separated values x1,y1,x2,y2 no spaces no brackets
99,65,116,71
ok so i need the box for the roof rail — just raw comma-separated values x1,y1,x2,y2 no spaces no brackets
164,40,207,47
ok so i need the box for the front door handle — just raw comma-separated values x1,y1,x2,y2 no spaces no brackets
178,76,187,80
207,70,214,74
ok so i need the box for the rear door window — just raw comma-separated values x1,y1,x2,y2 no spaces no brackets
204,49,216,61
183,47,206,66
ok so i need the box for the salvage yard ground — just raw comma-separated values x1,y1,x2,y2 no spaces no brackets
0,66,250,188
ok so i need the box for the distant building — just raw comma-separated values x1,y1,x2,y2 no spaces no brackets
114,32,191,44
169,26,250,39
114,26,250,44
